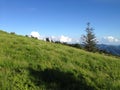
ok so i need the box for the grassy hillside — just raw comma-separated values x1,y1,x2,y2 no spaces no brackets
0,30,120,90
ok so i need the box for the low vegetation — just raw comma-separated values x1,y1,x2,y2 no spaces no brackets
0,30,120,90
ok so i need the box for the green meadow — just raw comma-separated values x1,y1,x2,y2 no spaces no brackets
0,30,120,90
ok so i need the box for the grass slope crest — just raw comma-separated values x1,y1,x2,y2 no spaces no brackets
0,30,120,90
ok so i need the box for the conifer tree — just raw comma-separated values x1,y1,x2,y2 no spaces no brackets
82,22,98,52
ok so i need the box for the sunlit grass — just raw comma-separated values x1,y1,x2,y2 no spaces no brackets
0,30,120,90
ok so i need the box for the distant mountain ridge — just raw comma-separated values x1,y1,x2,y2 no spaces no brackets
97,44,120,56
60,43,120,56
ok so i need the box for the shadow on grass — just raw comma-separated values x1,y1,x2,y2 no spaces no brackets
29,68,94,90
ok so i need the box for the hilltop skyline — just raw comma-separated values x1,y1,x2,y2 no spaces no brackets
0,0,120,45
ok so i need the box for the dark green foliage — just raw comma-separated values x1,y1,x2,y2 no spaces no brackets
82,23,98,52
68,43,82,49
46,37,50,42
31,35,38,39
25,35,29,37
54,41,61,44
10,32,15,34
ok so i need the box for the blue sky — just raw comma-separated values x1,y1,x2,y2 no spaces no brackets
0,0,120,44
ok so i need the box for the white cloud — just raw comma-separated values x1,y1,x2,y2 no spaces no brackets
60,35,72,43
29,32,80,44
29,31,120,45
99,36,120,45
30,31,40,39
49,35,73,43
29,32,72,43
50,36,59,41
104,36,120,43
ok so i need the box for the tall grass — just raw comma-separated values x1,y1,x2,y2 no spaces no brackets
0,30,120,90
